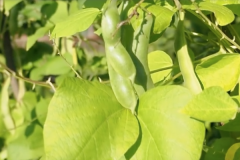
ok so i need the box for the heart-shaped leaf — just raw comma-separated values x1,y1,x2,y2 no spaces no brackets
51,8,100,38
148,50,173,83
196,54,240,91
181,86,238,122
44,78,139,160
126,85,205,160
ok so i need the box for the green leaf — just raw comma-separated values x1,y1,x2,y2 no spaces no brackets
30,54,73,80
198,2,235,26
21,92,38,121
35,98,51,126
202,137,236,160
7,124,44,160
128,85,205,160
148,50,173,83
196,54,240,91
27,23,54,50
129,3,175,34
44,78,139,160
144,3,175,34
181,86,238,122
41,1,68,23
225,143,240,160
51,8,100,38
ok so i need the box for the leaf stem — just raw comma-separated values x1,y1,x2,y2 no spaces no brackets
0,62,52,88
49,33,82,79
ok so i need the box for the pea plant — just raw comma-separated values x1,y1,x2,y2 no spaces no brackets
1,0,240,159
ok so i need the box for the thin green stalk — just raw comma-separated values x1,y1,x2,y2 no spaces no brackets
0,61,52,88
192,3,240,51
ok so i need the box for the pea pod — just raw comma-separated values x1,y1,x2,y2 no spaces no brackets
101,0,120,45
102,0,136,80
174,11,202,94
107,43,136,80
108,61,137,114
102,0,138,113
132,13,154,96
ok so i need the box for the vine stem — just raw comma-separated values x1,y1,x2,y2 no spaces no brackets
0,62,52,88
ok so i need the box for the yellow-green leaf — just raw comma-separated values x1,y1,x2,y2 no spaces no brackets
181,86,238,122
51,8,100,38
199,2,235,26
196,54,240,91
148,50,173,83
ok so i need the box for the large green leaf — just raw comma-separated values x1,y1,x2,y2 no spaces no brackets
44,78,139,160
198,2,235,26
51,8,100,38
181,86,238,122
148,50,173,83
196,54,240,91
127,85,205,160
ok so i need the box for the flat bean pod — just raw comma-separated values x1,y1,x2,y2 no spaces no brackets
107,43,136,81
102,0,136,80
102,0,138,113
174,11,202,94
108,62,137,114
101,0,120,45
132,13,154,96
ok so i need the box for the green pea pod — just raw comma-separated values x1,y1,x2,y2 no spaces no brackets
101,0,121,45
108,62,137,114
174,11,202,94
132,13,154,96
102,0,138,113
102,0,136,81
107,43,136,81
